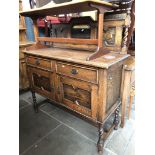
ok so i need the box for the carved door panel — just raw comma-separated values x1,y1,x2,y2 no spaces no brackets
103,26,123,51
58,76,98,119
27,67,54,99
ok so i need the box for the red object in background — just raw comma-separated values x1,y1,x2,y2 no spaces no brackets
37,16,71,27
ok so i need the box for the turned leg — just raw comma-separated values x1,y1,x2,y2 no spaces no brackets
97,123,104,153
113,106,120,130
31,90,38,113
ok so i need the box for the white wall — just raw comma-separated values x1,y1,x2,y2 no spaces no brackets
22,0,31,10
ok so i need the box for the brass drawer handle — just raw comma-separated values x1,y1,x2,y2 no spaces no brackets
35,59,40,65
71,69,78,75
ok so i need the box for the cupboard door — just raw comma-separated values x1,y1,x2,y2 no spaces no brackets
27,67,54,99
59,76,97,119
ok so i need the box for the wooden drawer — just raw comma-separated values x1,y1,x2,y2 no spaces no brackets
26,56,52,70
56,62,98,84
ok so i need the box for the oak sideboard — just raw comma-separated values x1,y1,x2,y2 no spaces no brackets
20,0,130,153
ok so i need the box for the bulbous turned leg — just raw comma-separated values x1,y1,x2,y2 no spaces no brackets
97,123,104,153
31,90,38,113
113,106,120,130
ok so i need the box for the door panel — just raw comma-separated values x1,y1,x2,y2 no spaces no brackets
27,67,54,99
63,83,91,109
59,76,98,119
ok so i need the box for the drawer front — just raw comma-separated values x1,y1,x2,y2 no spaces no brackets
59,76,98,118
26,56,51,70
27,67,54,99
56,62,98,84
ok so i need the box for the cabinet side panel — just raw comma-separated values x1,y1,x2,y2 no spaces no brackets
106,62,123,113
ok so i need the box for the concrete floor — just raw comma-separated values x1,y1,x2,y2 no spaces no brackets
19,91,135,155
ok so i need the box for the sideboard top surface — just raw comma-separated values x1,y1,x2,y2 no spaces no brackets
24,47,129,69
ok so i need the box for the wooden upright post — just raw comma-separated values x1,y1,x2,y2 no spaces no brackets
86,2,114,61
33,19,39,42
127,0,135,48
121,69,131,128
86,11,109,61
98,13,104,48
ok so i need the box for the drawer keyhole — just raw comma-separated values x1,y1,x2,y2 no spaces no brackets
71,69,78,75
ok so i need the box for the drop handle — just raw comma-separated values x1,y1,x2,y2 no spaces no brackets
74,100,79,105
71,69,78,75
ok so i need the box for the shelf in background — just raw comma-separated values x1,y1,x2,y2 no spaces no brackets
19,41,35,47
